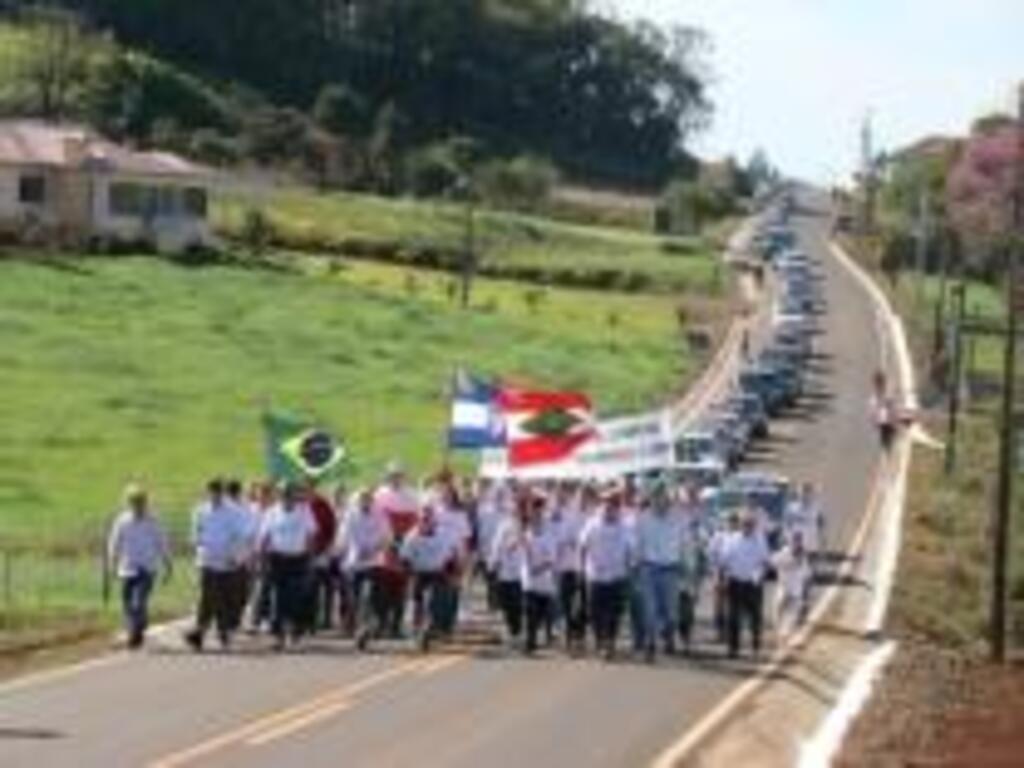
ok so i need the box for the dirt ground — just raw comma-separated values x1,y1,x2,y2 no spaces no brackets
837,641,1024,767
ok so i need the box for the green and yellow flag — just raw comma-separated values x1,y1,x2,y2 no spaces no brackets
262,411,348,482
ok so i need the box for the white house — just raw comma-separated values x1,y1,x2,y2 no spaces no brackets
0,120,214,252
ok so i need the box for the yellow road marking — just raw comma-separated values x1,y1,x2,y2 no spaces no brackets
148,659,430,768
244,700,355,747
149,654,466,767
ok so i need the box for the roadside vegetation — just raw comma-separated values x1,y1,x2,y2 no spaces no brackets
837,103,1024,763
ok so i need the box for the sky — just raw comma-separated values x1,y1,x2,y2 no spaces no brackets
606,0,1024,184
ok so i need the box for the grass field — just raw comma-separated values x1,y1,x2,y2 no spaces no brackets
0,253,700,550
213,187,722,294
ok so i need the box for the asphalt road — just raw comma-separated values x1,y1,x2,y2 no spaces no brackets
0,192,884,768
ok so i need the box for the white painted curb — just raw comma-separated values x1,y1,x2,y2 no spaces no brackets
797,641,897,768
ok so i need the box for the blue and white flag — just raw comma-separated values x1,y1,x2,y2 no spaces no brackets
449,370,506,450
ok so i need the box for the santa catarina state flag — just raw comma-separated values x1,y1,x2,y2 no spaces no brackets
497,388,596,467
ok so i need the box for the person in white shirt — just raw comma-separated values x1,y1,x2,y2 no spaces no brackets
224,479,254,634
489,496,528,646
400,505,460,652
720,510,772,659
244,481,276,633
260,482,317,651
553,483,588,653
521,501,558,655
106,484,172,650
707,511,741,642
474,478,507,612
772,530,812,641
338,488,392,650
186,478,248,652
430,475,472,634
579,487,633,661
633,482,685,662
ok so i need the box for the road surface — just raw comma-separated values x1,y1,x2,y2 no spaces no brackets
0,192,884,768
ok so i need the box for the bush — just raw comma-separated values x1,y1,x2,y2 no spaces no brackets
406,144,461,198
476,155,558,213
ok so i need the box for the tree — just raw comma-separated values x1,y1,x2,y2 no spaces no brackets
312,83,371,139
20,5,92,120
946,123,1018,261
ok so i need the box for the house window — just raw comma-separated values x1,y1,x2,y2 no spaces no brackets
109,183,144,216
182,187,208,219
18,174,46,205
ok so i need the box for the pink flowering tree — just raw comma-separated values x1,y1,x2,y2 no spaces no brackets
946,120,1022,266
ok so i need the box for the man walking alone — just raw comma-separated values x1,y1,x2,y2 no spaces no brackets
106,484,173,650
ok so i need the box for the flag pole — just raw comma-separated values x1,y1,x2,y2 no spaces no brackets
442,366,457,473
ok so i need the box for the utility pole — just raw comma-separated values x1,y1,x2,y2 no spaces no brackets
860,112,877,235
991,82,1024,663
458,176,477,310
945,282,965,475
915,185,931,311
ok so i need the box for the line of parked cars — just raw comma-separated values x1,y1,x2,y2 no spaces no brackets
670,199,823,549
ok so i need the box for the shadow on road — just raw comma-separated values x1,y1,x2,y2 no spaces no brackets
0,727,65,741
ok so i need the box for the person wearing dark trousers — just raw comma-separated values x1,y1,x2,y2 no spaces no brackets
186,479,247,652
225,479,255,634
489,498,528,649
106,485,173,650
579,487,632,661
259,483,317,652
338,488,393,650
401,506,459,652
521,501,557,656
720,510,771,659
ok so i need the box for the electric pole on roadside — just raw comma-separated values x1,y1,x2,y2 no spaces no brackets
860,112,878,235
991,82,1024,664
945,282,966,475
915,185,931,311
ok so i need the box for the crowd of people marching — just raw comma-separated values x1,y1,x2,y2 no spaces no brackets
107,461,825,663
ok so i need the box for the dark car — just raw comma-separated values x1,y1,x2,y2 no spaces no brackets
738,366,790,415
724,392,771,439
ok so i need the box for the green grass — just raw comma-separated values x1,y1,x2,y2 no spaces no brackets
213,188,720,294
0,253,693,551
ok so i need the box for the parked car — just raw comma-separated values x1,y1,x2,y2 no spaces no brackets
724,392,771,439
738,365,790,415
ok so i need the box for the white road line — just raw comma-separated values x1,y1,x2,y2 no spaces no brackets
651,229,915,768
797,641,897,768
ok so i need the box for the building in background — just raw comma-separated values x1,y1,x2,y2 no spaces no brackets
0,120,214,252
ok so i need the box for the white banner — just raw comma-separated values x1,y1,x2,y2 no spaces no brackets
479,410,675,481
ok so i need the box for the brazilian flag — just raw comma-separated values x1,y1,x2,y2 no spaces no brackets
263,411,348,482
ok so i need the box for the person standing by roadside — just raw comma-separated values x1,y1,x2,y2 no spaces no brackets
579,487,633,662
720,509,772,660
260,482,317,651
106,484,173,650
633,482,684,663
185,478,248,652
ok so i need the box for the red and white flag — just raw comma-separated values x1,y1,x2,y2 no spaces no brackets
497,388,596,467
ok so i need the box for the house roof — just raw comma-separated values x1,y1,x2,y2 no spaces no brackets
0,120,210,179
